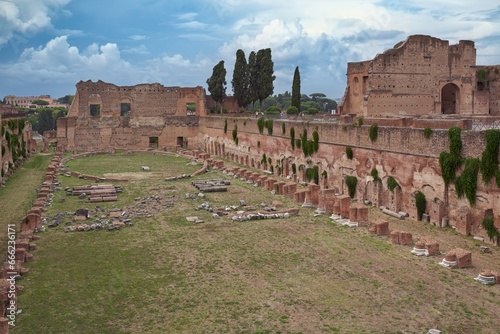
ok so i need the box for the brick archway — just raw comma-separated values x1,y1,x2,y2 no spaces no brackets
441,83,459,114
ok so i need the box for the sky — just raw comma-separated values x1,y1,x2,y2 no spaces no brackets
0,0,499,100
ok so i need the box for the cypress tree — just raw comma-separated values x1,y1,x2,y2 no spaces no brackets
256,48,276,110
232,49,249,109
291,66,301,111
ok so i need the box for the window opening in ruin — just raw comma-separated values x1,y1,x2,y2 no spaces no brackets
441,83,459,114
90,104,100,117
177,137,185,148
149,137,158,149
186,102,196,116
121,103,131,116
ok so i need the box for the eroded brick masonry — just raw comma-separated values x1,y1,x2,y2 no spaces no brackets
56,35,500,242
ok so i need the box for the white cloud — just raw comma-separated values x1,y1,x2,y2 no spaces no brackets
123,44,149,55
0,0,71,47
129,35,149,41
0,35,213,96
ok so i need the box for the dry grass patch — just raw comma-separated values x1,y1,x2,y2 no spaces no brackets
10,153,500,334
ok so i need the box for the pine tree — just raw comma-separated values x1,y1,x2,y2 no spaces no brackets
291,66,301,111
206,60,227,112
232,49,249,109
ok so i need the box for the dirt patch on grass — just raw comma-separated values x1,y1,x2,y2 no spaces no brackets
103,172,168,180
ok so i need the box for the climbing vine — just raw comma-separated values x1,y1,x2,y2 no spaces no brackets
370,168,380,182
346,146,353,160
439,127,463,186
415,191,426,221
423,127,432,139
305,166,319,185
369,124,378,142
232,124,238,145
387,176,400,192
480,129,500,184
455,158,480,205
482,217,500,243
345,176,357,199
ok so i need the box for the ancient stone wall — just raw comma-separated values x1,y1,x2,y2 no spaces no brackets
194,116,500,241
339,35,493,117
57,81,205,151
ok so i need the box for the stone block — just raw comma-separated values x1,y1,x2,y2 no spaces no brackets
391,230,400,244
338,196,351,219
266,179,277,191
399,232,413,245
356,207,369,226
309,184,321,206
369,219,390,235
349,207,358,223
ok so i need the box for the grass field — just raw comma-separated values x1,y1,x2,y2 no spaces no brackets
5,153,500,333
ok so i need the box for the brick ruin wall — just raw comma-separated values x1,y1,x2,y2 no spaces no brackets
339,35,500,117
192,116,500,241
57,80,206,151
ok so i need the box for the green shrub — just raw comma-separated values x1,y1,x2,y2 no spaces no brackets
369,124,378,142
370,168,380,182
224,119,228,134
295,139,301,149
266,106,281,114
423,127,432,139
261,154,267,165
257,117,266,134
312,131,319,153
281,122,286,135
287,106,299,115
346,146,353,160
232,124,238,144
387,177,400,192
415,191,426,221
290,127,295,149
265,119,273,135
305,107,318,115
357,116,364,126
345,176,357,199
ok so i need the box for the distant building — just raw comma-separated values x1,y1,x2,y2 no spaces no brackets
3,95,68,109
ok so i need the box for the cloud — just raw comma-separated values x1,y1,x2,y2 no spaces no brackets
129,35,149,41
176,12,198,21
176,21,208,29
123,44,149,55
0,35,213,96
0,0,71,47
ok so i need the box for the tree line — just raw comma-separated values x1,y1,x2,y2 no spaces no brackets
207,49,336,114
207,48,276,112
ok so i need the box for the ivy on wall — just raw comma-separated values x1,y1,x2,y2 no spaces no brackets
387,176,400,192
369,124,378,142
455,158,480,205
439,127,463,186
482,217,499,244
480,129,500,184
305,165,319,185
346,176,357,198
415,191,426,221
423,127,432,139
232,124,238,145
370,168,380,182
